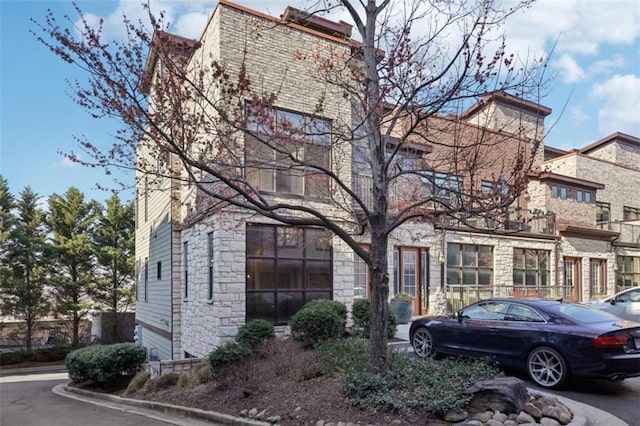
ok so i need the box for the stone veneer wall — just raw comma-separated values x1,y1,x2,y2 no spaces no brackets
559,236,615,300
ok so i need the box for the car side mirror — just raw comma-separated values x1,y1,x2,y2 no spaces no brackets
610,299,616,306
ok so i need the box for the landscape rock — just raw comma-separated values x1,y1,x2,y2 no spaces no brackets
248,408,258,418
540,418,561,426
444,409,468,422
517,411,536,424
239,409,248,417
486,420,504,426
470,411,493,422
523,402,543,419
266,415,281,423
464,377,529,413
255,409,268,420
493,412,508,422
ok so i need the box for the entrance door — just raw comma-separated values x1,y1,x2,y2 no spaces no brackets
564,258,581,301
393,247,428,314
590,259,607,298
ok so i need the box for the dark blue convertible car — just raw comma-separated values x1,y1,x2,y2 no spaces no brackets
409,298,640,389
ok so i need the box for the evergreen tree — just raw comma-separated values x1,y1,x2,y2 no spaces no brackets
0,186,51,351
48,187,98,347
92,194,135,342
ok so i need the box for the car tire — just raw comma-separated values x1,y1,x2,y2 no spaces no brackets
526,346,569,389
411,327,436,358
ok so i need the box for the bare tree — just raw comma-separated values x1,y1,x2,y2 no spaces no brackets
34,0,549,370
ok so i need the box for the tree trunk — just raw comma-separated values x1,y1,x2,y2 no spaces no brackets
368,228,390,372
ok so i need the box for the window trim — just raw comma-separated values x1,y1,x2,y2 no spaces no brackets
183,242,189,299
446,243,493,286
513,248,550,287
207,231,214,300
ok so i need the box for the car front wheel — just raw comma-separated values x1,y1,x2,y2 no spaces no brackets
411,327,436,358
526,346,568,389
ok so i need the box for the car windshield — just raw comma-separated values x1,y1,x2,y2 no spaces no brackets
549,303,620,323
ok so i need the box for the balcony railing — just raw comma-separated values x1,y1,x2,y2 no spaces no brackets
597,221,640,245
445,284,576,313
352,172,556,235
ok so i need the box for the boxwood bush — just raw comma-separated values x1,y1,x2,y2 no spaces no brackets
208,341,252,372
236,320,275,349
65,343,147,387
290,301,345,347
352,299,398,339
301,299,347,322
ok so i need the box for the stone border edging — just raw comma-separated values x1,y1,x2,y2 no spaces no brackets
58,383,270,426
529,390,628,426
55,381,629,426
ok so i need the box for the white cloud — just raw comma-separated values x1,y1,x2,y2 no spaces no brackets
570,105,589,124
590,74,640,135
555,54,585,83
60,154,80,168
588,55,626,77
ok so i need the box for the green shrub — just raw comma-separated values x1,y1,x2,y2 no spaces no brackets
310,338,370,377
290,302,344,347
178,371,195,388
302,299,347,321
352,299,398,339
124,370,150,396
0,346,72,366
208,341,252,372
236,320,275,349
146,372,179,391
343,355,501,417
65,343,147,386
194,361,213,383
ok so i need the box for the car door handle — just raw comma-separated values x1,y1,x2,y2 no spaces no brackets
488,328,500,333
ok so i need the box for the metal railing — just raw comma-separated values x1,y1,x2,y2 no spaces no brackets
444,284,576,312
597,221,640,245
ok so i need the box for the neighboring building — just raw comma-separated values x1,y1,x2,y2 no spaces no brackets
134,1,640,361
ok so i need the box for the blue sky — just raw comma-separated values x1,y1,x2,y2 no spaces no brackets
1,0,639,203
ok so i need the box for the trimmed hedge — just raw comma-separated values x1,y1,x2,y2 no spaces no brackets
65,343,147,386
236,320,275,349
290,301,345,347
302,299,348,322
208,341,252,372
352,299,398,339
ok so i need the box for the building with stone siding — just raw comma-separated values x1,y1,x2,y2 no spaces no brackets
134,0,640,361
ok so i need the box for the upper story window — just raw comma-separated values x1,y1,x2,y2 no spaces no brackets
481,174,509,197
623,206,640,221
550,184,593,203
424,171,462,204
596,202,610,223
245,105,331,199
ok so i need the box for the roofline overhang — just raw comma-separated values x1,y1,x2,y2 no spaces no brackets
529,171,605,190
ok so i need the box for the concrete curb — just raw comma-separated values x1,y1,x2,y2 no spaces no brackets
56,383,269,426
530,390,628,426
54,381,629,426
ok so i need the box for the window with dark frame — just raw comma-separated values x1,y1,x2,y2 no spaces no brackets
623,206,640,220
246,224,332,325
183,242,189,298
513,248,550,287
157,261,162,280
207,232,214,300
245,105,331,199
353,246,369,299
596,202,611,223
446,243,493,285
144,258,148,302
616,256,640,289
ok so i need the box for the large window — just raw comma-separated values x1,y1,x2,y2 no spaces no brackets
623,206,640,220
596,202,610,223
207,232,214,300
617,256,640,289
424,171,462,205
354,246,369,299
245,106,331,199
513,249,550,286
551,184,593,203
246,224,332,324
447,244,493,285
